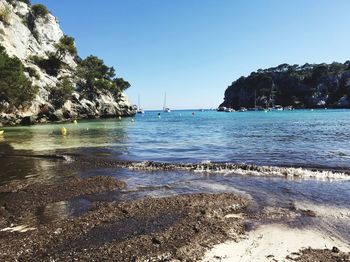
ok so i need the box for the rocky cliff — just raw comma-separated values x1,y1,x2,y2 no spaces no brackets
0,0,135,126
220,62,350,109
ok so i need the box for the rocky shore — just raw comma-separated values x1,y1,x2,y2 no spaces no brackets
0,92,136,127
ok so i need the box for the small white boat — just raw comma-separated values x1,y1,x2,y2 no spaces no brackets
239,107,247,112
275,105,283,111
217,107,226,112
225,108,235,112
163,92,171,112
137,95,144,114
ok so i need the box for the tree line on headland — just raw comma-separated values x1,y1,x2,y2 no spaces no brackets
220,61,350,109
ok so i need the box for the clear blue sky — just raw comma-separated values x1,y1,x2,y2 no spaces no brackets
33,0,350,110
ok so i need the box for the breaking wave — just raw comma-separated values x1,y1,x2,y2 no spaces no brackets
125,161,350,181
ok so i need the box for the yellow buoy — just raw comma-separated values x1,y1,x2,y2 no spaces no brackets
118,116,122,120
73,120,77,124
0,130,4,136
60,127,67,136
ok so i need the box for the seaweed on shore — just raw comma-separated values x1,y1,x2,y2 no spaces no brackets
0,193,247,261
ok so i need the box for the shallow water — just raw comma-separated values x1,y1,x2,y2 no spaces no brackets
1,109,350,168
0,109,350,242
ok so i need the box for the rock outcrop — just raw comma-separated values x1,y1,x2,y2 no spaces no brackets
220,62,350,109
0,0,135,126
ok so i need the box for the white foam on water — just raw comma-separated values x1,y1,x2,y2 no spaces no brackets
130,161,350,181
194,165,350,181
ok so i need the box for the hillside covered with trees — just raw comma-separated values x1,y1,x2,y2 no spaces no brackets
220,61,350,109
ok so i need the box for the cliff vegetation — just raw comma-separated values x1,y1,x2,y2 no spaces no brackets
220,62,350,109
0,0,134,126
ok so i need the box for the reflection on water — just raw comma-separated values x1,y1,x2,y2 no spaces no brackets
13,198,92,228
1,110,350,168
1,118,132,152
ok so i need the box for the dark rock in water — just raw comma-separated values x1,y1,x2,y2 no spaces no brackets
20,116,36,125
48,110,64,122
62,110,72,119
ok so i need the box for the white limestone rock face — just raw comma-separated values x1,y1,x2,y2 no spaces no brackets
0,0,135,125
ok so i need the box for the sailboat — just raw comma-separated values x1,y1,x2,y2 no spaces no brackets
163,92,171,112
137,95,144,114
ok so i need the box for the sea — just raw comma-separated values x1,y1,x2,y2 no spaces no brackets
0,109,350,241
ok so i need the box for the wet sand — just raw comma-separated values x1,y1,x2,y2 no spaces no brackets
0,176,125,228
0,150,350,261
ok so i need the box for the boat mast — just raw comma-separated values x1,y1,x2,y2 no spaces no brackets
163,92,167,110
138,95,140,110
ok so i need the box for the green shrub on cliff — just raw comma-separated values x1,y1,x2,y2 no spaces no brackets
31,36,77,77
114,77,131,91
55,35,77,59
0,45,38,110
30,53,61,77
31,4,49,19
77,55,130,98
49,77,75,109
25,66,40,79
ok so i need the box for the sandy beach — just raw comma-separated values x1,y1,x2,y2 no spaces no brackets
202,224,350,262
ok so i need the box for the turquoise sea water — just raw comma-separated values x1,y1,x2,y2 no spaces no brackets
1,109,350,242
2,109,350,168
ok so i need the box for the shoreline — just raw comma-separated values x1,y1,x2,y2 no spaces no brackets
2,151,350,180
0,147,350,260
0,112,136,128
1,108,350,127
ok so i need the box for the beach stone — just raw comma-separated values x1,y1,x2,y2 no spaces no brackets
332,246,340,253
20,116,36,125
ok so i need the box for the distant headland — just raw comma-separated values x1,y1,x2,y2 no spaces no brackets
220,62,350,110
